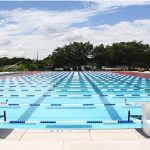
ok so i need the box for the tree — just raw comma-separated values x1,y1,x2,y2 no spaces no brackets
121,41,149,70
51,42,93,67
51,47,67,67
91,44,109,68
43,55,52,65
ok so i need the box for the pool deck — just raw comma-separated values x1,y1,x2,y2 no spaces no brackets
0,129,149,150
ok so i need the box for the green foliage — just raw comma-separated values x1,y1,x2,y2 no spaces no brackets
51,42,93,67
91,41,150,70
0,67,4,72
43,55,52,65
91,44,110,68
0,57,32,67
0,41,150,70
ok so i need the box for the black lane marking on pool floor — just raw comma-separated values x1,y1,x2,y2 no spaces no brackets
82,72,122,120
105,73,148,94
17,72,71,121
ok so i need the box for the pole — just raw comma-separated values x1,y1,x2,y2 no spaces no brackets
4,111,6,121
128,111,130,121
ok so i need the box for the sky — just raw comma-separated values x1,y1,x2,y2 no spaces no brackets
0,0,150,59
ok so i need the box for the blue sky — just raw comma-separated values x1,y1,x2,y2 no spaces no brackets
0,1,150,59
0,1,150,25
89,5,150,25
0,1,86,11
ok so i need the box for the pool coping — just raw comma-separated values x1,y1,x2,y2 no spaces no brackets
0,129,150,150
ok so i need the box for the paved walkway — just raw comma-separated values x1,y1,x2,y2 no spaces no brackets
0,129,149,150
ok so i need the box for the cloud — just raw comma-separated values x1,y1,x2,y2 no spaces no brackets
0,50,8,57
0,39,12,46
58,19,150,45
0,1,150,59
0,47,25,58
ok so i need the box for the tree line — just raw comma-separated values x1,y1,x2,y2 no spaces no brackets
50,41,150,70
0,41,150,71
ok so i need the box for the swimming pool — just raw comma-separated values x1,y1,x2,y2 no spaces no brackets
0,71,149,129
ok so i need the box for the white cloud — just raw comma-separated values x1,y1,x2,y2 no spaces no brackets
0,1,150,59
0,39,11,46
0,50,8,57
59,19,150,45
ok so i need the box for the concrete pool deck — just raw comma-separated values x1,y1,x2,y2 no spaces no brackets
0,129,149,150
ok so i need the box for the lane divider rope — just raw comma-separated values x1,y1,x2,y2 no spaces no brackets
0,94,150,97
0,120,142,124
0,103,136,107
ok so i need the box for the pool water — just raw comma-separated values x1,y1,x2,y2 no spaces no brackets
0,71,149,129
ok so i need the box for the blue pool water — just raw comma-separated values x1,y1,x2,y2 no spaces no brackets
0,71,150,129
